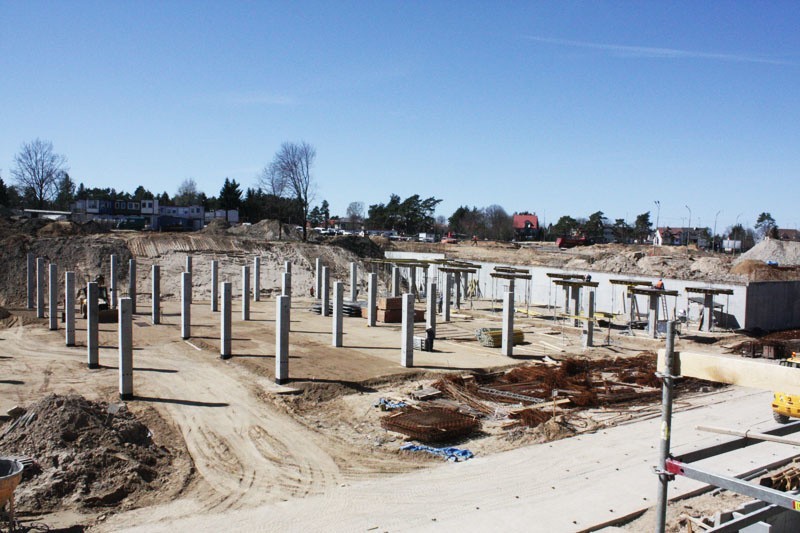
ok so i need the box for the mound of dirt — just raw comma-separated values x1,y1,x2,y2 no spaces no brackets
330,236,384,258
200,218,231,234
729,259,800,281
229,219,302,241
37,220,109,237
736,239,800,266
0,394,174,512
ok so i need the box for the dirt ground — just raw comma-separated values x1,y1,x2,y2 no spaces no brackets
1,220,799,532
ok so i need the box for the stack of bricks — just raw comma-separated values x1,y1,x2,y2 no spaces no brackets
366,296,424,323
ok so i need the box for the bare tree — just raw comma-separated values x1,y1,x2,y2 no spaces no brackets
257,162,286,197
346,201,364,229
174,178,200,206
270,141,316,241
12,138,68,208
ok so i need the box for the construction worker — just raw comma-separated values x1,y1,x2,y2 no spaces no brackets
471,235,478,246
654,278,665,290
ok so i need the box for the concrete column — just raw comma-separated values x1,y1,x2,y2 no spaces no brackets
563,286,571,314
401,293,414,367
110,254,118,309
65,272,75,346
181,272,191,339
26,252,34,309
185,255,192,304
442,274,452,322
242,265,250,320
703,293,714,332
315,258,322,298
48,263,58,330
275,295,290,384
284,260,292,273
454,272,461,310
583,291,595,348
282,271,291,297
151,265,160,325
502,291,514,357
572,286,582,327
118,297,133,400
409,266,417,298
368,272,377,327
509,278,516,294
649,294,660,338
321,266,330,317
128,259,137,314
87,282,99,369
211,260,219,312
333,281,343,347
36,257,45,318
426,282,437,337
349,262,358,301
253,256,261,302
391,267,401,297
221,282,232,359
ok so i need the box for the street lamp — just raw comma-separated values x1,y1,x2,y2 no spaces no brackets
685,205,692,246
713,210,721,252
735,212,743,254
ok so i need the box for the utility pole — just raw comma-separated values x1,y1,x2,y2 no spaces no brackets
685,205,692,246
713,210,721,252
653,200,660,248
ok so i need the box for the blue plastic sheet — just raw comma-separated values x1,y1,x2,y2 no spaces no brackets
400,443,474,462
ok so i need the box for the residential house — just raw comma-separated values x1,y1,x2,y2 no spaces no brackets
512,213,539,240
777,228,800,242
653,227,710,248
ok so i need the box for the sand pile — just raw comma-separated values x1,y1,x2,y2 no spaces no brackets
229,219,302,241
0,394,174,512
200,218,231,234
736,239,800,266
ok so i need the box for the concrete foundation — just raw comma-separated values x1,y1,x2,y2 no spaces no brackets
321,266,330,317
110,254,118,309
368,273,377,327
48,263,58,331
36,257,45,318
128,259,137,313
583,291,595,348
502,291,514,357
118,297,133,400
152,265,160,324
87,282,99,369
242,265,250,320
350,262,358,301
26,252,34,309
333,281,343,347
275,295,290,384
426,282,437,337
65,272,75,346
442,274,452,322
282,271,291,297
401,293,414,367
254,256,261,302
221,282,232,359
181,272,191,339
392,267,401,297
211,260,219,312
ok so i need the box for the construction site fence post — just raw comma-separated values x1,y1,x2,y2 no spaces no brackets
655,320,677,533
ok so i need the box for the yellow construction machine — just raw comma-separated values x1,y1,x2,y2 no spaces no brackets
771,352,800,423
77,275,118,323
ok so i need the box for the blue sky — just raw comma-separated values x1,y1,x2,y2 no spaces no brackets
2,1,798,232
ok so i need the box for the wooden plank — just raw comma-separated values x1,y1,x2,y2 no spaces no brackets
657,349,800,395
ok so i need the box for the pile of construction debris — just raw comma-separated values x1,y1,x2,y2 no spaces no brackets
0,394,175,512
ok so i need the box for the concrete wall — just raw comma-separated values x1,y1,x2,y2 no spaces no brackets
385,251,749,328
745,281,800,331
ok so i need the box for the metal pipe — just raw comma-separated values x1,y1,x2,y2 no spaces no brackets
655,320,677,533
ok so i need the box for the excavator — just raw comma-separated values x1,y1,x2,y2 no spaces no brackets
771,352,800,423
77,275,118,323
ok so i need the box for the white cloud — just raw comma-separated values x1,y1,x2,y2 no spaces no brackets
523,35,791,66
